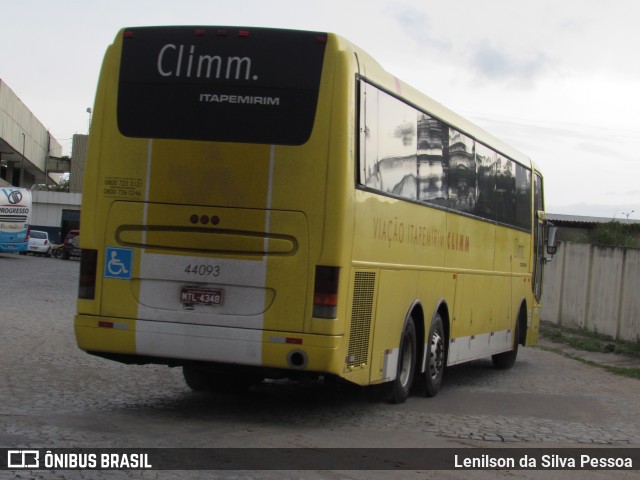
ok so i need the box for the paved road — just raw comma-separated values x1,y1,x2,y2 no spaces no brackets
1,253,639,479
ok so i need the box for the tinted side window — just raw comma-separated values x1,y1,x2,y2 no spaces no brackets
475,143,497,221
358,79,532,230
495,155,516,225
361,85,418,200
417,114,448,206
515,164,532,229
376,89,418,200
448,130,475,213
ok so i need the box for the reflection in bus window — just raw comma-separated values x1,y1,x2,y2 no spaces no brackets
475,143,497,220
515,164,532,230
365,89,417,200
358,79,533,232
448,130,476,213
417,114,448,205
370,89,418,200
495,154,516,225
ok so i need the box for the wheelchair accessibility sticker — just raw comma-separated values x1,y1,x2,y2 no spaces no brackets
104,247,133,279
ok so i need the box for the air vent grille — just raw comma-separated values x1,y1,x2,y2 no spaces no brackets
346,271,376,369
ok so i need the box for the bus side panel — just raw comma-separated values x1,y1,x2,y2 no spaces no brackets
444,213,494,273
351,191,449,385
366,269,419,384
529,302,541,346
447,214,497,358
449,274,513,365
352,191,448,268
500,226,536,345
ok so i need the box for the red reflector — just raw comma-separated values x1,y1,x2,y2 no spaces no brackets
285,338,303,345
315,35,327,44
98,321,114,329
314,293,338,307
238,30,250,38
194,28,206,37
123,31,134,39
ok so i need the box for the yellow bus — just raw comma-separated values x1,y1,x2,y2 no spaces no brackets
75,26,557,403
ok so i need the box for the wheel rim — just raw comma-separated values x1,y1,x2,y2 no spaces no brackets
399,334,414,387
429,329,444,380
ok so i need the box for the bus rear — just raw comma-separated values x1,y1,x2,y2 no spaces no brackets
0,187,31,254
75,27,355,388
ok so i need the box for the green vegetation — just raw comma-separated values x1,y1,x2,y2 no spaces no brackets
592,221,640,248
539,322,640,379
540,322,640,357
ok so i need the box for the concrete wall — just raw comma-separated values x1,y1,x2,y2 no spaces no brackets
70,134,88,193
542,242,640,342
0,79,63,186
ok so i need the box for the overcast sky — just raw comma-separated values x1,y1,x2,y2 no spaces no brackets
1,0,639,218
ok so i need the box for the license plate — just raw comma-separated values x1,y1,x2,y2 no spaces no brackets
180,287,223,306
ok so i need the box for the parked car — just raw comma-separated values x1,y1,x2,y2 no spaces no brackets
62,229,81,259
26,230,52,256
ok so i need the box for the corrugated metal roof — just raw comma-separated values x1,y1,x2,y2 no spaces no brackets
548,213,640,225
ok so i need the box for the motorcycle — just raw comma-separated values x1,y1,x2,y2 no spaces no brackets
51,244,64,259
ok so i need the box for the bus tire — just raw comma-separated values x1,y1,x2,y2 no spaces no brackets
424,313,445,397
387,319,417,404
182,366,214,392
219,373,263,394
492,319,519,370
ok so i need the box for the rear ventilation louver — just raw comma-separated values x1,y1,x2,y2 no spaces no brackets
346,272,376,369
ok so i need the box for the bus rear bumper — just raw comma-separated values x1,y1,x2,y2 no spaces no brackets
75,315,343,375
0,244,28,253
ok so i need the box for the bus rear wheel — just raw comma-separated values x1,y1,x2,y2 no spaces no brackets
424,313,445,397
387,319,417,404
183,366,214,391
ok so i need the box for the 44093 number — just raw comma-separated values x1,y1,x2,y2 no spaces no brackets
184,264,221,277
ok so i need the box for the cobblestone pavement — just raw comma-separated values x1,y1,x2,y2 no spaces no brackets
1,254,639,480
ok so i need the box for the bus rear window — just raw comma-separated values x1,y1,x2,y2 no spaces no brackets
117,26,327,145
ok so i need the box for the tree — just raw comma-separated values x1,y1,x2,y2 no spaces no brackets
49,177,70,192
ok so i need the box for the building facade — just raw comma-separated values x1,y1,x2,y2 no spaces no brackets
0,79,64,188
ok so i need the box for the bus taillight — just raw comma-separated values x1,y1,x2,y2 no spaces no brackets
79,249,98,300
313,266,339,319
